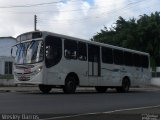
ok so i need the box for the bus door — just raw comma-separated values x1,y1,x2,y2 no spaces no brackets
88,44,101,86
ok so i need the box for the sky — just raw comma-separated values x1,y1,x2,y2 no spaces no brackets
0,0,160,40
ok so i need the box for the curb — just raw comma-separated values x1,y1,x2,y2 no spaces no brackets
0,79,15,86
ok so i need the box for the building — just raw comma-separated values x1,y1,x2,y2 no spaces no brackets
0,37,16,75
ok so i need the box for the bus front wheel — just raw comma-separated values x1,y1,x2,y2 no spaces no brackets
39,84,52,94
63,76,77,94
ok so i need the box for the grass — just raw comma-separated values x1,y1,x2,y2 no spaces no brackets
0,74,14,80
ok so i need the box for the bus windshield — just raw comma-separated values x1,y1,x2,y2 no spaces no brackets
15,40,44,64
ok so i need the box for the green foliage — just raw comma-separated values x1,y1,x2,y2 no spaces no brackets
0,74,14,80
92,12,160,69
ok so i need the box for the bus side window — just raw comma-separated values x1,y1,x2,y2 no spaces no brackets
142,55,149,68
102,47,113,64
64,39,77,59
78,42,87,61
133,54,141,67
124,51,133,66
113,49,124,65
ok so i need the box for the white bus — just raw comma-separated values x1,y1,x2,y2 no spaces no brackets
12,31,151,93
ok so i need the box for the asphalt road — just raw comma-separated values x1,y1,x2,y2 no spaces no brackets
0,88,160,120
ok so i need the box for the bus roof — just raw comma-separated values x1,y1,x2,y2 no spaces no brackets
17,31,149,56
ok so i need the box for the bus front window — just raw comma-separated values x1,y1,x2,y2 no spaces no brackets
15,40,44,64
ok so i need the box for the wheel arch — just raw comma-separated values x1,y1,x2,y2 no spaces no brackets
65,72,79,86
122,76,131,86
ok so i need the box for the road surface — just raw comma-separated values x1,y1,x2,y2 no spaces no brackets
0,88,160,120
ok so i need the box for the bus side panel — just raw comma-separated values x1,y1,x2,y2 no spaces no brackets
143,68,151,85
123,66,134,86
101,64,114,86
133,67,151,86
101,64,145,87
45,58,89,86
45,63,66,85
75,61,88,86
60,59,89,86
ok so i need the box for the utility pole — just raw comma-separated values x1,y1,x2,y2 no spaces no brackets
34,15,37,31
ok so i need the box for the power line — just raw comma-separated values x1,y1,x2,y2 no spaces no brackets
0,0,107,9
0,5,110,14
0,0,126,14
0,0,147,14
0,6,115,15
100,0,147,16
39,0,149,23
0,0,155,29
38,1,155,29
0,0,77,8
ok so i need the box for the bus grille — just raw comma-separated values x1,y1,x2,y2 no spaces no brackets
18,76,30,81
16,74,31,81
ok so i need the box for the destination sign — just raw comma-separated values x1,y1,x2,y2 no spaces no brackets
17,32,42,42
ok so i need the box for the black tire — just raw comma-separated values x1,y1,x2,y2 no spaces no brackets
95,86,107,93
63,76,77,94
117,78,130,93
39,84,52,94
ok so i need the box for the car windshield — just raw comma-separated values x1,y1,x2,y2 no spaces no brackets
15,40,44,64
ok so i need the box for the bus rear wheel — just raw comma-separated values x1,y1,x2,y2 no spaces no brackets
39,84,52,94
95,86,107,93
116,78,130,93
63,76,77,94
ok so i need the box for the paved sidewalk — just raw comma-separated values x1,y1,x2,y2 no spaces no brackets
0,86,39,93
0,86,159,93
0,86,98,93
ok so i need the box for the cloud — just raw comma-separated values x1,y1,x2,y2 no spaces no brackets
0,0,160,39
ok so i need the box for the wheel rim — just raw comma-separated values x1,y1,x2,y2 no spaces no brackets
64,77,77,93
68,81,75,90
124,84,129,91
123,80,130,92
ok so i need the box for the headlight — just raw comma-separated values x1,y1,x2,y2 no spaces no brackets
35,66,43,74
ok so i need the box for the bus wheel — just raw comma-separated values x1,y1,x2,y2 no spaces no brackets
39,84,52,94
95,86,107,93
117,78,130,93
63,76,77,94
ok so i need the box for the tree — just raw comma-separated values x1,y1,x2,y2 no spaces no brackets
91,12,160,70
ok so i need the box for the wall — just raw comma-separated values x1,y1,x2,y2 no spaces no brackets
0,56,14,75
0,37,16,75
0,37,16,56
